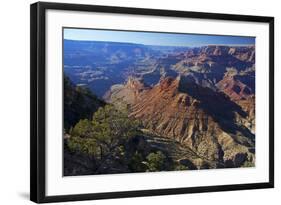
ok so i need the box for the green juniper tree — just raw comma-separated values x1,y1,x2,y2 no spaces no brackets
68,105,141,163
146,151,166,172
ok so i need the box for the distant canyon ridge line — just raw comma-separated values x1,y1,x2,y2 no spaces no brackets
64,39,255,169
64,39,255,98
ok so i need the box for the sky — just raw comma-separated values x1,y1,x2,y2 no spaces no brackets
64,28,255,47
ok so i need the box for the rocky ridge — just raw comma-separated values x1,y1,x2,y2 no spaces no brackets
106,76,255,167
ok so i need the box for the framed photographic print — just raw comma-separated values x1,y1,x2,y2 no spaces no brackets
30,2,274,203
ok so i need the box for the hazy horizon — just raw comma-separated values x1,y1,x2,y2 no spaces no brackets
64,28,255,47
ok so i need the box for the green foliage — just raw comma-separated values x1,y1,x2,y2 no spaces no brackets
70,119,93,138
128,151,147,172
91,105,140,148
68,119,101,156
146,151,166,172
174,164,187,171
241,160,255,167
68,104,141,161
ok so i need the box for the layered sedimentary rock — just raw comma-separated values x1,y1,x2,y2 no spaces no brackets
106,76,255,167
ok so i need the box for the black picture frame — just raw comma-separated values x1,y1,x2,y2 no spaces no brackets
30,1,274,203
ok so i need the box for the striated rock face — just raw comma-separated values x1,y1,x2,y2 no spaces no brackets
217,75,253,101
104,45,255,168
104,77,149,105
199,45,255,63
169,46,255,94
216,71,255,134
107,76,255,166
